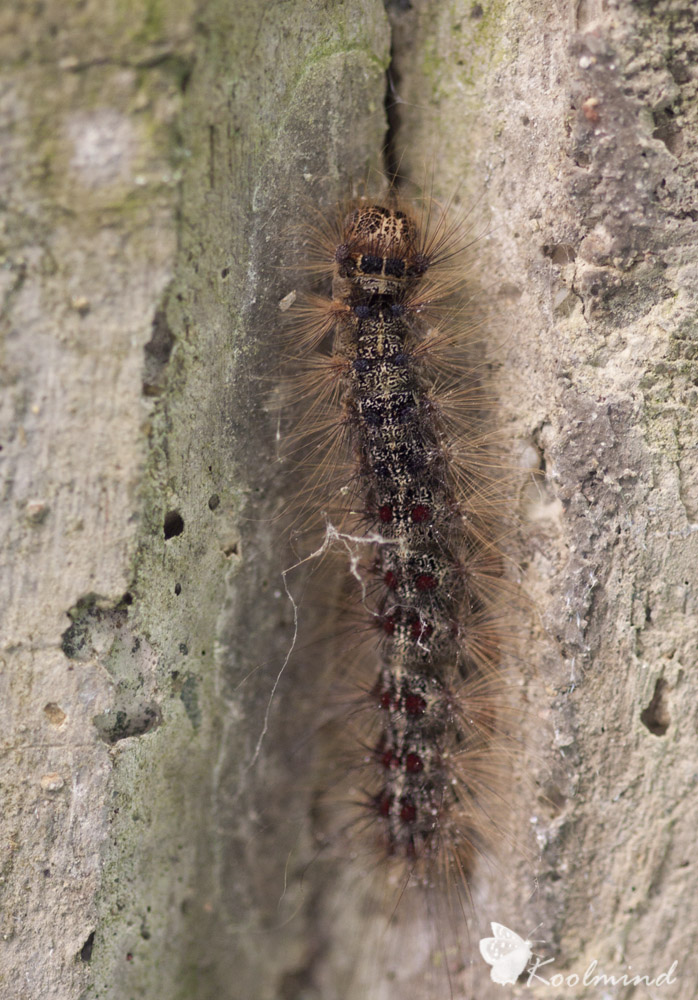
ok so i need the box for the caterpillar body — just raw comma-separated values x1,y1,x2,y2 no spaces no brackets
284,190,525,997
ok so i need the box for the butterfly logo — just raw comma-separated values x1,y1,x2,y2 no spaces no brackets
479,922,533,985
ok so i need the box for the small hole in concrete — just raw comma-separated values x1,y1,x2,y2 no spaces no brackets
549,244,576,265
652,107,684,157
174,582,182,595
80,931,96,962
44,702,67,726
208,493,220,510
641,679,670,736
164,511,184,539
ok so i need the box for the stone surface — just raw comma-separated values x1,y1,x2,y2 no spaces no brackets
384,0,698,994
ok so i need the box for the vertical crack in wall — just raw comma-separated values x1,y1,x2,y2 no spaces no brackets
382,40,401,182
381,1,415,185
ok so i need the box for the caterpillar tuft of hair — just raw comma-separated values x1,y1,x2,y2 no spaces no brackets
281,186,527,997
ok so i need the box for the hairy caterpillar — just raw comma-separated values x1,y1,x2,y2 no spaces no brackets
280,186,530,999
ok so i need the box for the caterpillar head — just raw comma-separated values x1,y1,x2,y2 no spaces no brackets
335,204,430,298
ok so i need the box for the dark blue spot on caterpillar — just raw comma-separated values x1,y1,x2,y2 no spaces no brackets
390,352,409,367
385,257,405,278
360,254,383,275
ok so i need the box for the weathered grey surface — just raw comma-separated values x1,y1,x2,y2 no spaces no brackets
387,0,698,995
1,1,388,997
1,3,196,997
1,0,696,998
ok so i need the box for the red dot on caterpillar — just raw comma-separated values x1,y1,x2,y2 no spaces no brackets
410,504,430,523
399,797,417,824
382,614,396,636
374,681,395,710
404,692,427,717
409,618,433,641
